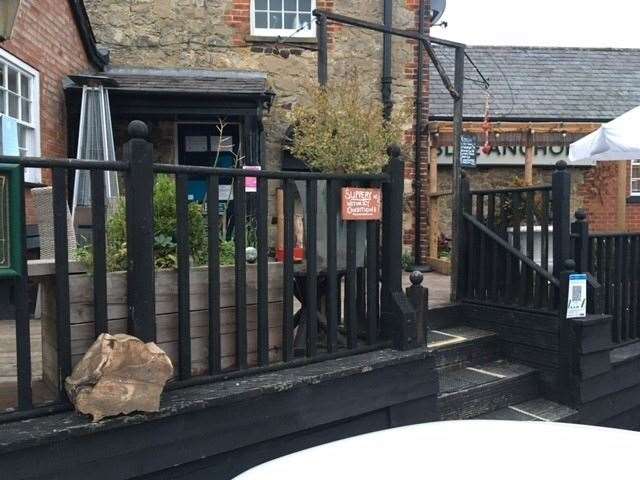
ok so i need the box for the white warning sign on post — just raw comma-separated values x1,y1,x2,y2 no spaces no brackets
566,273,587,319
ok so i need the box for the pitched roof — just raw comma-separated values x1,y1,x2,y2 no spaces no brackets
65,67,272,98
102,67,270,95
429,46,640,122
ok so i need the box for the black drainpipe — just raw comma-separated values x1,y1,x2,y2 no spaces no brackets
382,0,393,120
413,0,427,267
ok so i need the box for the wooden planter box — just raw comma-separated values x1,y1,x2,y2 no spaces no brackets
426,257,452,276
40,263,284,390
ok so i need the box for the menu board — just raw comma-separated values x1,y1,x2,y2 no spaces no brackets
460,134,477,168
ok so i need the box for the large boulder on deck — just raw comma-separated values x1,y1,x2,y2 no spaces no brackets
65,333,173,422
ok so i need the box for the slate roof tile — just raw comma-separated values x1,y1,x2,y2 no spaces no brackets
430,46,640,121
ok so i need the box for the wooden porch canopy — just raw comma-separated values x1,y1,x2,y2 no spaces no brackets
63,68,275,165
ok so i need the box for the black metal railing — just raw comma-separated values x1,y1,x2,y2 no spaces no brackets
457,161,572,311
575,220,640,344
0,121,416,422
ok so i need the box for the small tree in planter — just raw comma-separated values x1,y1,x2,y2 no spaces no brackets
287,72,407,268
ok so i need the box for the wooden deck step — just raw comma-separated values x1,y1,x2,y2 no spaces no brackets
475,398,578,422
438,359,539,420
427,326,500,370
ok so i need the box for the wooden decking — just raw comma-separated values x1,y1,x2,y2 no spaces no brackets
0,318,58,411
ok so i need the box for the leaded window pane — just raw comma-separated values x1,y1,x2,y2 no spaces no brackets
8,92,19,118
284,13,297,29
20,74,30,98
299,13,311,28
270,12,282,28
21,98,30,123
284,0,297,11
269,0,282,9
7,67,18,93
255,0,267,10
255,11,268,28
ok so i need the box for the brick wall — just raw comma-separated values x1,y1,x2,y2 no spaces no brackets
1,0,96,222
578,160,640,233
403,0,430,264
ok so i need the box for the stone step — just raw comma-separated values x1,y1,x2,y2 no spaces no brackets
475,398,579,422
427,326,500,370
438,359,539,420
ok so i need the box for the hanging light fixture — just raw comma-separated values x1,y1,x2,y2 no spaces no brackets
0,0,21,42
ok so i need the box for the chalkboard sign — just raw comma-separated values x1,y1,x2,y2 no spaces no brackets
460,134,477,168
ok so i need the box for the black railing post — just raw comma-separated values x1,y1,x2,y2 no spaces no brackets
552,160,571,279
558,258,577,406
406,271,428,346
571,209,589,274
124,120,156,343
381,145,417,350
456,172,471,299
381,145,404,312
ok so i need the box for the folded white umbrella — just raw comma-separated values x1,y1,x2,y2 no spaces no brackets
569,105,640,162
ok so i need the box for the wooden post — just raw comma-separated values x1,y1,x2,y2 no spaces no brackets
381,145,405,308
524,138,534,186
406,271,428,346
450,45,465,302
571,209,589,274
558,258,577,407
316,13,328,86
382,145,418,350
617,161,627,231
124,120,156,343
428,143,439,259
552,160,571,279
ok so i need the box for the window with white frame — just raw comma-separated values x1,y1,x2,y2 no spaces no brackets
631,160,640,195
0,49,40,183
251,0,316,38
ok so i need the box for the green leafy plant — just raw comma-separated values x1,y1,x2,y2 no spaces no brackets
496,176,546,227
287,71,407,174
77,175,214,272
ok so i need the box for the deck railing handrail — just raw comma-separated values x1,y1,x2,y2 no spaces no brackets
0,121,415,422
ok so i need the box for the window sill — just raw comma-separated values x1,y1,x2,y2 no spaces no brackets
627,196,640,204
246,35,317,45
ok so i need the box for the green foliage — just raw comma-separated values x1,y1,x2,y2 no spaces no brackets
77,175,219,272
497,176,546,227
401,252,413,271
287,71,407,174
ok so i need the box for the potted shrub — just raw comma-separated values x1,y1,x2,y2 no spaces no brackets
287,72,406,269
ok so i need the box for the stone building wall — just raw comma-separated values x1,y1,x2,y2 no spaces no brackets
84,0,430,255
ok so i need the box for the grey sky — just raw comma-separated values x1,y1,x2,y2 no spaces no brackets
435,0,640,48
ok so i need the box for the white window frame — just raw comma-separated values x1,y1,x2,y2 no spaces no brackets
250,0,316,39
0,48,41,183
631,160,640,196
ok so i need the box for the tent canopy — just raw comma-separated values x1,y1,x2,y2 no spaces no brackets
569,105,640,162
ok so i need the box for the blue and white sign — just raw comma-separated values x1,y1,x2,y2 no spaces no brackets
566,273,587,319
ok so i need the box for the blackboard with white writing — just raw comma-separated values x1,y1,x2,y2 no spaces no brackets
460,134,477,168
